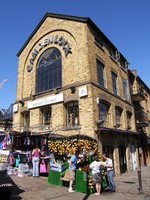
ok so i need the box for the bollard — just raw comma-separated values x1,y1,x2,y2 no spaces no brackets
137,169,143,194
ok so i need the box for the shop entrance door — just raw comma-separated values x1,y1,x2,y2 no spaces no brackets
119,145,127,174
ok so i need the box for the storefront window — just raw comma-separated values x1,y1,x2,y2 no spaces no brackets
36,47,62,93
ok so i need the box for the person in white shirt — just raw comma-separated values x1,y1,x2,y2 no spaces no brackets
103,153,116,192
89,155,106,195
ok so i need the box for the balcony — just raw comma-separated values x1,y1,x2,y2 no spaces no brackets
131,84,145,102
135,111,149,128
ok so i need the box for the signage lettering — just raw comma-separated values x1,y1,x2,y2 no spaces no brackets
28,93,64,109
27,34,72,72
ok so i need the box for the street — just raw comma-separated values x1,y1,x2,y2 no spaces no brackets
1,166,150,200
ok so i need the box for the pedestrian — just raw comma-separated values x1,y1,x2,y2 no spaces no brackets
103,153,116,192
68,149,80,192
32,145,41,177
89,155,106,195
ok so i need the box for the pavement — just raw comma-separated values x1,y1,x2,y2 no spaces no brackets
0,166,150,200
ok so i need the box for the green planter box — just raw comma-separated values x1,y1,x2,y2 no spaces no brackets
75,170,89,194
48,170,63,186
75,170,109,194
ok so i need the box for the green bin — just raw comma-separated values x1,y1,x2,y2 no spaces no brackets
48,170,63,186
75,170,87,193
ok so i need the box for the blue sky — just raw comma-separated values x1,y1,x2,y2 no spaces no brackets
0,0,150,109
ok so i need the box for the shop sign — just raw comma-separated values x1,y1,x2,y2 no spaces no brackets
79,86,88,97
28,93,64,109
13,104,18,112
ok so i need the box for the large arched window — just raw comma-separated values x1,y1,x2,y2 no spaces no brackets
36,47,62,93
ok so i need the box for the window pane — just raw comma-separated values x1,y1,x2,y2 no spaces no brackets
97,60,105,87
67,102,79,127
127,112,132,128
123,79,130,101
42,107,51,126
115,109,121,124
36,48,62,93
112,72,117,95
99,102,107,121
23,112,30,128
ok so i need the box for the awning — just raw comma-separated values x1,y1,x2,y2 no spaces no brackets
99,127,137,135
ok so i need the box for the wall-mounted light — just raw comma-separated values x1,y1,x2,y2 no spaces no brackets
97,120,105,125
70,86,76,94
127,125,131,130
114,123,121,128
97,120,106,128
54,88,59,94
18,100,24,107
30,93,35,100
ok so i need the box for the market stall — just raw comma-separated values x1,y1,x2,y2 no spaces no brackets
47,133,109,193
75,168,109,194
47,134,101,192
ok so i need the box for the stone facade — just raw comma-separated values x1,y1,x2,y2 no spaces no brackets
129,70,150,166
13,13,140,175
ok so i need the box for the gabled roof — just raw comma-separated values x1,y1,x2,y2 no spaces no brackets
16,12,127,62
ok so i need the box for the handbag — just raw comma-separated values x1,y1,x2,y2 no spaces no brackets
40,159,47,173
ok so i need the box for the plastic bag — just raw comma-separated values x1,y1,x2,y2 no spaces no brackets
40,159,47,173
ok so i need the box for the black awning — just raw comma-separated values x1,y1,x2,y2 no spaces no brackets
99,127,137,135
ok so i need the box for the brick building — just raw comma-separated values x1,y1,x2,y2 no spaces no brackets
129,70,150,166
12,13,141,175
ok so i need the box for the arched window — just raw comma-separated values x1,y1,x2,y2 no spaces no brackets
36,48,62,93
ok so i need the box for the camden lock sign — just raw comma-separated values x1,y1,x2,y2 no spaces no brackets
27,34,72,72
